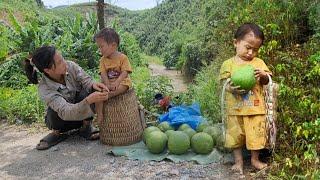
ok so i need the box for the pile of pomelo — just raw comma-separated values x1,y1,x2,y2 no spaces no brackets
143,121,226,155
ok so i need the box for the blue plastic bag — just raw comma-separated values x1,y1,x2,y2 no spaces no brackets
159,103,204,130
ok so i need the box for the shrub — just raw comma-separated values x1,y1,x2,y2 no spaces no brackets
0,85,45,123
136,76,173,114
191,62,221,124
0,53,29,89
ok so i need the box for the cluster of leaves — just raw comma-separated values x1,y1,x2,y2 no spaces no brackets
271,48,320,178
118,31,147,67
0,85,45,124
135,75,173,114
0,53,29,89
0,1,147,123
0,0,39,18
189,62,222,124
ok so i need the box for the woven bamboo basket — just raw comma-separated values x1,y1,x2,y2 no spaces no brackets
100,89,146,146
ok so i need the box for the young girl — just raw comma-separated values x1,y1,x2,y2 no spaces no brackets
94,28,133,124
219,23,271,174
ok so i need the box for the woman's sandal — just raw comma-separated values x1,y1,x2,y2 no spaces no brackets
36,132,68,150
79,125,100,140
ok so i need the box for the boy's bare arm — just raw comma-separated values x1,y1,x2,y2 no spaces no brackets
100,72,110,85
107,71,129,91
115,71,129,85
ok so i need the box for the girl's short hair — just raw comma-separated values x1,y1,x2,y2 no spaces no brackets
234,23,264,44
94,28,120,46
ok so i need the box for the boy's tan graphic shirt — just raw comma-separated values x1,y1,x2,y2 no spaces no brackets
99,53,132,88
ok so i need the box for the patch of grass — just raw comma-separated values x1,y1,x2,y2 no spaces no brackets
141,53,163,65
0,85,45,124
131,66,151,102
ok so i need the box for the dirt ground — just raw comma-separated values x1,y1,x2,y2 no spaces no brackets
0,122,269,180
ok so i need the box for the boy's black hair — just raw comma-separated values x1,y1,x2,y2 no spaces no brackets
234,23,264,44
94,28,120,46
25,45,56,84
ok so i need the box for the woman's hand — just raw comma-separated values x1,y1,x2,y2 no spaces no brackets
93,82,109,92
85,91,108,104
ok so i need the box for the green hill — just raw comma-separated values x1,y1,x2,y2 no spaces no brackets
118,0,204,72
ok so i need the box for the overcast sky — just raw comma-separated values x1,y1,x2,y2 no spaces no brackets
41,0,162,10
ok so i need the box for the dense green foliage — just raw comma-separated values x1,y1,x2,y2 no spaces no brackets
119,0,206,76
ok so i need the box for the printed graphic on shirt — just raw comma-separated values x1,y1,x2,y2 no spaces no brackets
107,69,120,79
254,100,260,106
241,91,251,101
232,90,255,109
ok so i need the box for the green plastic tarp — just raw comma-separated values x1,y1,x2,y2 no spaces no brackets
106,141,233,164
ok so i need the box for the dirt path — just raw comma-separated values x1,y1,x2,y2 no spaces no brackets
149,63,188,92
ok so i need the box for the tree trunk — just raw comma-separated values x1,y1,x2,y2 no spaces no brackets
35,0,44,8
97,0,105,30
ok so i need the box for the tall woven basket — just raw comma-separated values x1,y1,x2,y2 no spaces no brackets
100,89,146,146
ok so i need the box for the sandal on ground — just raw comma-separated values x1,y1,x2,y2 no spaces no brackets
79,125,100,141
36,132,68,150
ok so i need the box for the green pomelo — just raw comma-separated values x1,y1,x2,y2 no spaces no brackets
165,130,175,137
178,123,191,131
183,128,197,139
182,128,197,139
143,126,161,143
196,122,209,132
216,134,226,147
168,131,190,155
216,134,232,153
214,130,232,153
146,131,168,154
157,121,174,132
231,65,256,90
202,126,220,146
212,123,223,139
191,132,214,154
